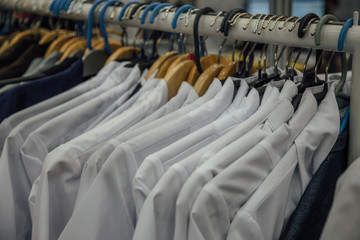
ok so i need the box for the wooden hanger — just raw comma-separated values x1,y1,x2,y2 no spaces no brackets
145,51,178,79
187,54,228,85
164,60,194,100
60,37,83,53
45,32,75,57
155,54,183,78
60,39,88,62
168,53,189,70
92,38,123,52
10,28,48,47
194,64,224,96
217,61,237,80
38,29,68,45
104,46,141,65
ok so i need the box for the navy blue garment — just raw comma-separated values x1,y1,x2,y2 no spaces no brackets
0,58,83,122
279,125,349,240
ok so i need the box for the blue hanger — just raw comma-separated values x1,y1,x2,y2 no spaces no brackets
339,106,350,135
118,1,139,21
53,0,65,16
149,3,171,24
62,0,75,12
87,0,109,50
171,4,195,29
0,12,8,35
100,0,123,54
140,2,160,24
338,17,360,51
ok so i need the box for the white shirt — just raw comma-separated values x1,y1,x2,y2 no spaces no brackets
30,78,168,240
73,80,220,208
57,78,234,240
173,96,295,240
133,81,298,240
83,66,145,130
187,90,317,240
133,81,259,216
227,85,339,240
0,62,133,240
0,61,120,153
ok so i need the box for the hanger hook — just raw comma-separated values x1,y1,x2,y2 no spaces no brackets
258,14,269,34
210,11,225,27
218,38,227,64
303,48,313,73
291,48,303,79
252,14,266,34
171,4,195,29
262,15,279,29
140,2,160,24
302,17,318,34
288,17,303,31
314,50,325,83
229,13,250,27
185,9,200,27
118,1,138,21
232,40,238,62
237,41,250,72
279,16,297,30
314,14,339,43
243,14,260,30
269,15,287,31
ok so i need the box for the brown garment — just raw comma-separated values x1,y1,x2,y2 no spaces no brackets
0,42,48,80
0,36,38,68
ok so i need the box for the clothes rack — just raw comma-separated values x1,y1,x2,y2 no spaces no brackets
0,1,359,164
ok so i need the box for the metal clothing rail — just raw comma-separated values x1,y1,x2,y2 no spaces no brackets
1,1,360,164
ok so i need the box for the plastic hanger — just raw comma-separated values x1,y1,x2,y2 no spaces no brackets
171,5,196,29
83,0,124,76
140,2,160,24
149,3,172,24
297,13,319,38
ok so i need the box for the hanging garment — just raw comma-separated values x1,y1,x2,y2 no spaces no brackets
133,81,298,240
184,90,318,240
0,61,133,240
172,93,294,240
72,80,221,209
57,79,234,240
225,84,339,240
0,61,119,153
133,82,260,216
31,76,169,240
20,62,139,195
280,125,348,240
0,42,49,80
22,51,63,77
0,37,37,68
0,58,83,122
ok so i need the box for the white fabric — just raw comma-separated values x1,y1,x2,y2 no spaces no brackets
187,90,317,240
84,66,147,130
227,85,339,240
218,80,250,118
320,157,360,240
133,81,297,240
0,61,120,153
73,80,220,208
30,79,168,240
58,78,234,240
20,64,140,215
127,81,198,132
173,96,295,240
0,62,132,240
133,81,259,215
